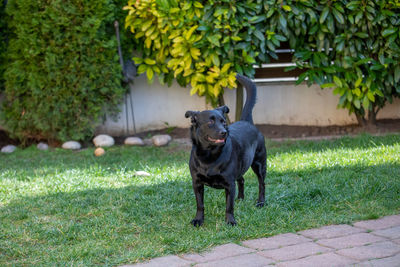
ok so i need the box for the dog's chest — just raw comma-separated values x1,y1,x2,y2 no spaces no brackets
190,156,230,189
197,174,227,189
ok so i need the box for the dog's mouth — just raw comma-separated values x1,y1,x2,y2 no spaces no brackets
207,136,226,144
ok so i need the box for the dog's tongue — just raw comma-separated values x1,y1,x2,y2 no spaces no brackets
209,136,225,143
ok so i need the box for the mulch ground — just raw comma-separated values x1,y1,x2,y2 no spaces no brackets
1,119,400,148
117,119,400,145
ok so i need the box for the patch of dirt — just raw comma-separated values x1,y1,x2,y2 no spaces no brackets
256,119,400,140
115,119,400,143
2,119,400,148
0,130,19,148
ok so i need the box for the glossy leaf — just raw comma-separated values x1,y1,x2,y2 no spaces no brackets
382,28,397,37
320,6,330,24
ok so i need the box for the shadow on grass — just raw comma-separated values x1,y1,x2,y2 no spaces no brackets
1,160,399,265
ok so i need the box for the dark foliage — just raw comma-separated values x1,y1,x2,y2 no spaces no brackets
1,0,132,142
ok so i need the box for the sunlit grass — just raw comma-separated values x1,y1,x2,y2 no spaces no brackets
0,134,399,266
269,144,399,172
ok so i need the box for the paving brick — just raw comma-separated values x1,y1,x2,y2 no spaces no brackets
316,232,386,249
181,243,255,263
121,255,193,267
194,253,274,267
336,241,400,261
372,226,400,239
353,215,400,231
242,233,311,250
258,242,331,262
276,252,357,267
298,224,365,240
357,253,400,267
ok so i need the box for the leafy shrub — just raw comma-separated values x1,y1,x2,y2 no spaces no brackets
0,1,9,92
125,0,400,124
2,0,130,142
290,0,400,125
124,0,288,105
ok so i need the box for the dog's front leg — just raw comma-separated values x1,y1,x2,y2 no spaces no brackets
225,183,237,226
191,180,205,227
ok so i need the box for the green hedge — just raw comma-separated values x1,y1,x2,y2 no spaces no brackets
126,0,400,124
290,0,400,125
2,0,399,141
1,0,131,142
124,0,287,105
0,1,8,92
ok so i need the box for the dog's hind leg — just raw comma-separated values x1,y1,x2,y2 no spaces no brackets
237,176,244,200
251,144,266,207
252,160,266,207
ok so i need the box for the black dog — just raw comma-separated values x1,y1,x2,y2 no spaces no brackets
185,74,266,226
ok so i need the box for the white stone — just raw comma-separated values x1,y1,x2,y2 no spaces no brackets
124,137,145,146
134,171,150,177
62,141,81,150
152,134,172,147
37,142,49,150
1,145,17,153
93,134,114,147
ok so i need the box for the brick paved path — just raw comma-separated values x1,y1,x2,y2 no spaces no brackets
122,214,400,267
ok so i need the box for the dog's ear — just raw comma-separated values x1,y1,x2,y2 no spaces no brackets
216,105,229,115
185,110,199,124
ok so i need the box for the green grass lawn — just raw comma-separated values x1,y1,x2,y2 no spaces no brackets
1,134,399,266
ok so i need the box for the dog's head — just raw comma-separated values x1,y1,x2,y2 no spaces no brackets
185,106,229,147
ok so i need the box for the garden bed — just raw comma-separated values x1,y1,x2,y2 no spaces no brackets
115,119,400,144
2,119,400,148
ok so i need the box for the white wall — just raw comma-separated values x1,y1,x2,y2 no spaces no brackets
96,74,400,135
96,75,210,136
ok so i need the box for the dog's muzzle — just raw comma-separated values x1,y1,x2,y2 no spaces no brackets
207,130,227,144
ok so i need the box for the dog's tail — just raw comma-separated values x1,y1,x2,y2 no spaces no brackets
236,73,257,124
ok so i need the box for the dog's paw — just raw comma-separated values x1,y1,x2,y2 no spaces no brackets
191,218,204,227
227,220,237,226
226,214,237,226
256,201,265,208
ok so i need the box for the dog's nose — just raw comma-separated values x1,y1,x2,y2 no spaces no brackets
219,130,227,138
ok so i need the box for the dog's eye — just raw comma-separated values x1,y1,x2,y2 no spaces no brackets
208,116,215,125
